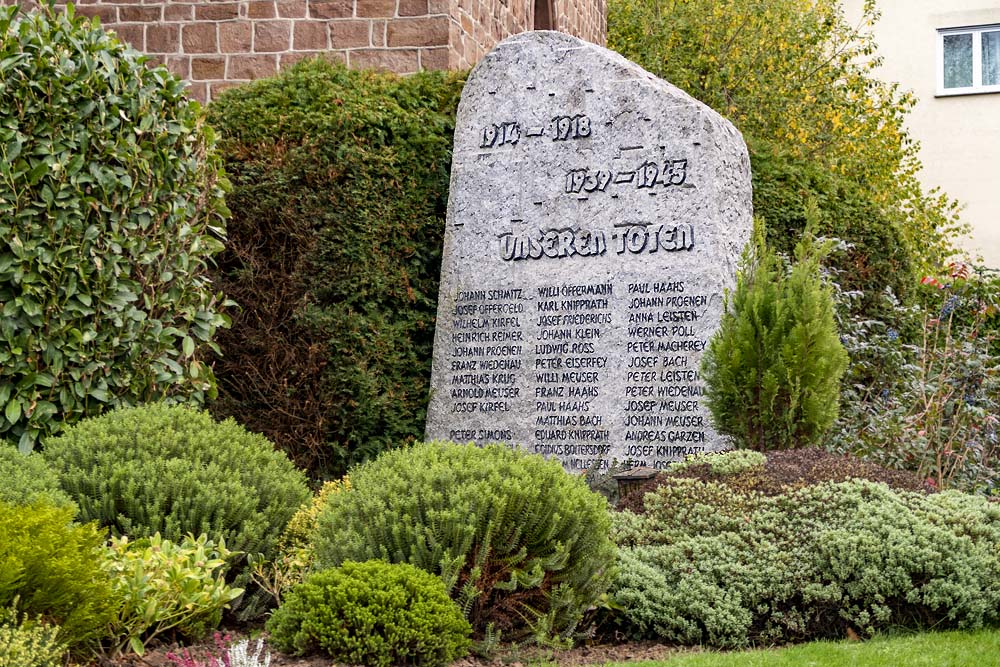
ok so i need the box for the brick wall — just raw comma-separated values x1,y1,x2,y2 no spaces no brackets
6,0,606,101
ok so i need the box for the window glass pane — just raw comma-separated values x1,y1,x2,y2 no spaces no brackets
943,33,974,88
983,31,1000,86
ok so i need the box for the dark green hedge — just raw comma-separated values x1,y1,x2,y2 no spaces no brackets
206,60,465,478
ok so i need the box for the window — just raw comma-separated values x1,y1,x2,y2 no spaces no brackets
938,24,1000,95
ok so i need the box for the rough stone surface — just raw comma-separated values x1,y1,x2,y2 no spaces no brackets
425,31,752,472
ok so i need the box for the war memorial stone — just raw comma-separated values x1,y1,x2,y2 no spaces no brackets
425,31,753,471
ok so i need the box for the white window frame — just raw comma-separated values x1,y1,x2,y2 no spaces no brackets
937,24,1000,96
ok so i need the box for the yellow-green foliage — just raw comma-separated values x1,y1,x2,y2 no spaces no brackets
266,561,472,667
608,0,963,275
313,442,616,642
102,533,243,657
669,450,766,476
281,478,350,553
0,501,117,650
0,608,65,667
611,479,1000,646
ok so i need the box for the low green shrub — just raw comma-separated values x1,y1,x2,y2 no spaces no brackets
42,403,310,579
610,477,1000,647
266,561,471,667
0,607,65,667
702,225,848,450
103,533,243,657
0,501,117,650
313,441,616,642
0,5,229,453
206,60,464,478
0,448,73,509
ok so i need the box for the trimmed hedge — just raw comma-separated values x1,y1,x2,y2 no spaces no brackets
206,60,464,478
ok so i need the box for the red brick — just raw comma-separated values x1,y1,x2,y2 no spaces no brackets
349,48,419,72
355,0,395,17
118,6,161,22
308,0,352,18
147,24,180,53
74,5,116,23
247,1,276,18
387,16,448,47
293,21,328,50
186,81,208,104
208,81,240,101
277,0,307,18
165,56,191,79
112,24,144,50
254,21,291,52
329,20,370,48
191,56,226,80
280,51,342,68
182,23,218,54
371,19,386,46
228,54,279,79
419,46,450,70
398,0,427,15
219,21,253,52
164,4,194,21
196,3,240,20
428,0,451,11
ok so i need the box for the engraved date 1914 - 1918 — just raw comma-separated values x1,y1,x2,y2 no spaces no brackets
481,115,591,148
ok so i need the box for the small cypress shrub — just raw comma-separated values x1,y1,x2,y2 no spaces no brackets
702,221,848,450
0,447,74,509
0,501,117,650
42,403,310,579
0,5,230,452
266,561,471,667
313,441,616,642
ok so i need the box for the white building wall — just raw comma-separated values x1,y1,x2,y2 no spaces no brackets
842,0,1000,267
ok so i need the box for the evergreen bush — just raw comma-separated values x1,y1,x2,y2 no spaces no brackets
0,5,229,453
206,60,464,478
313,441,616,642
266,561,471,667
0,447,73,509
0,608,65,667
0,501,117,650
610,477,1000,647
702,225,848,450
42,403,310,579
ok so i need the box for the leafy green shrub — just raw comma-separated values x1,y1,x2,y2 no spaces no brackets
702,226,848,450
0,448,73,509
0,5,230,453
0,607,65,667
206,60,464,478
103,533,243,657
42,403,310,579
610,478,1000,647
266,561,471,667
313,441,616,642
0,501,117,650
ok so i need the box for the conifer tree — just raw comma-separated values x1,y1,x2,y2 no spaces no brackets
702,219,848,450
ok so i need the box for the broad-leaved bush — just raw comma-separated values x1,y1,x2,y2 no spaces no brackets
0,5,230,452
103,533,243,657
266,561,471,667
610,477,1000,646
0,501,117,650
313,441,616,643
42,403,310,580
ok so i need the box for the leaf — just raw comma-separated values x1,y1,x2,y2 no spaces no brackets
5,398,21,424
130,635,145,656
182,336,195,358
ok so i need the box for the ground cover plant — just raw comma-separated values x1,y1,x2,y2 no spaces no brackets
0,4,229,453
41,403,310,583
206,61,464,479
608,451,1000,648
312,441,616,645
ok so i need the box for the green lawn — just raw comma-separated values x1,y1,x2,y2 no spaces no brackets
602,629,1000,667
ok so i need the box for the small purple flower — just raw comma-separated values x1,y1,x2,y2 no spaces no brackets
886,329,899,341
